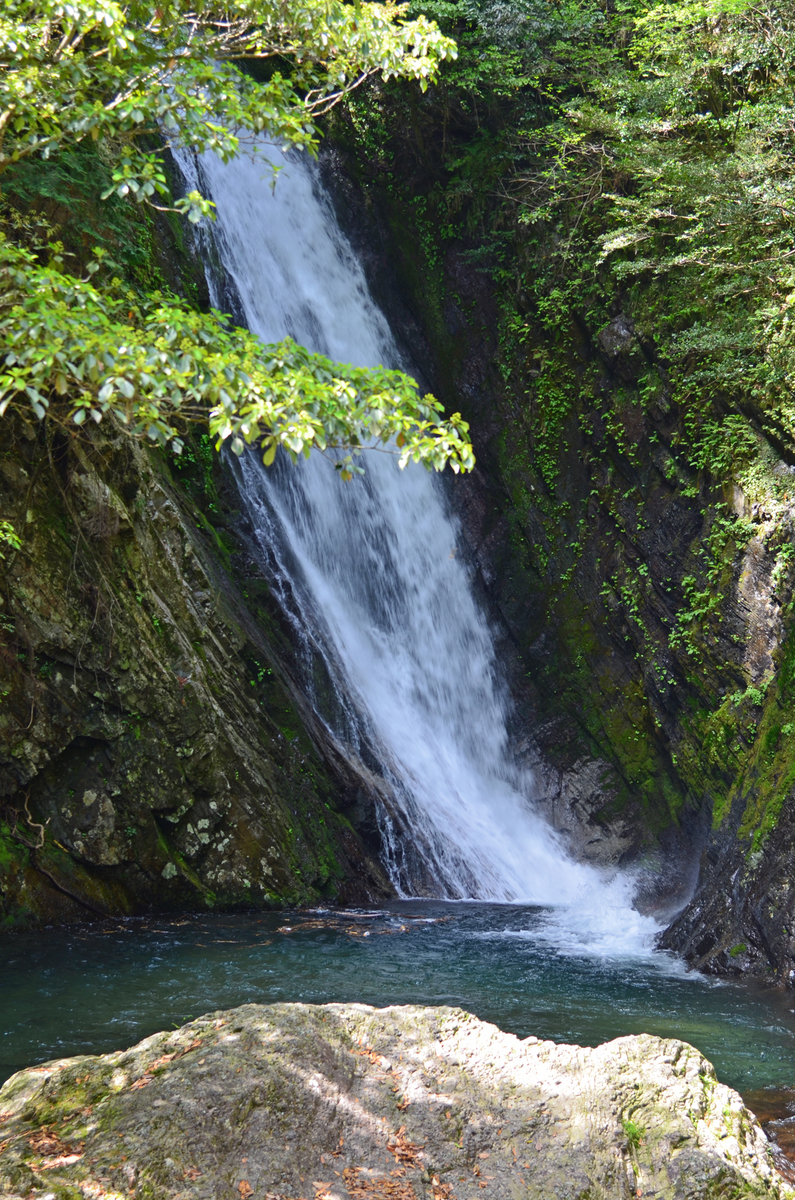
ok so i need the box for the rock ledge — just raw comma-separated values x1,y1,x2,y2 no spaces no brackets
0,1003,790,1200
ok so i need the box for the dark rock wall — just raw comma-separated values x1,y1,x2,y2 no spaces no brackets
660,791,795,982
0,416,393,927
320,146,795,978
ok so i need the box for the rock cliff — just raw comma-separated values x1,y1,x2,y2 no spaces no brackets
0,1002,789,1200
319,144,795,978
0,415,393,926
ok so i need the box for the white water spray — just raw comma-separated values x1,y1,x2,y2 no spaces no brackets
177,142,661,946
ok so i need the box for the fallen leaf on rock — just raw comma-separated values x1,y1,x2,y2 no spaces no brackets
386,1128,423,1167
148,1053,176,1071
28,1130,81,1158
343,1165,417,1199
239,1180,253,1198
357,1047,382,1067
41,1153,83,1169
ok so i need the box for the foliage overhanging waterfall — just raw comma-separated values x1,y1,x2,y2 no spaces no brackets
178,142,654,936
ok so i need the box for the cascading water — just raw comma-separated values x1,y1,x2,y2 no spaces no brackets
176,141,661,946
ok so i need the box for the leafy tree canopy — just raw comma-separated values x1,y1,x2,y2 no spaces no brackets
343,0,795,485
0,0,474,473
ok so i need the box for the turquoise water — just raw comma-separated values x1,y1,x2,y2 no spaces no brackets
1,903,793,1099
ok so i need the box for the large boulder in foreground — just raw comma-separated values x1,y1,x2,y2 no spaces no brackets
0,1003,789,1200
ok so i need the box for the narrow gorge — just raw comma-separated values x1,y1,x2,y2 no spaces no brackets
2,1,795,1196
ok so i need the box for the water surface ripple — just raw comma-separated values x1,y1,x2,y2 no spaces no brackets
2,904,792,1099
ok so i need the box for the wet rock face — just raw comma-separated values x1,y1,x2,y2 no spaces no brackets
0,421,393,925
660,792,795,982
328,146,795,977
0,1002,789,1200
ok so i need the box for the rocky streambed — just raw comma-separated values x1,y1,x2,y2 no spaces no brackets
0,1002,789,1200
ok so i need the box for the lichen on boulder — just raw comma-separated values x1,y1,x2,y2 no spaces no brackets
0,1003,789,1200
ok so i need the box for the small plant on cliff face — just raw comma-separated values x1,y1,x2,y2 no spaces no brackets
0,521,21,560
622,1118,644,1150
0,1,473,477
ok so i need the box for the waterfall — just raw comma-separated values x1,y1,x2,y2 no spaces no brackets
175,141,658,939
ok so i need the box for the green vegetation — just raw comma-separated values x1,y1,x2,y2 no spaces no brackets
0,0,473,474
340,0,795,528
328,0,795,841
0,521,21,559
622,1117,645,1150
